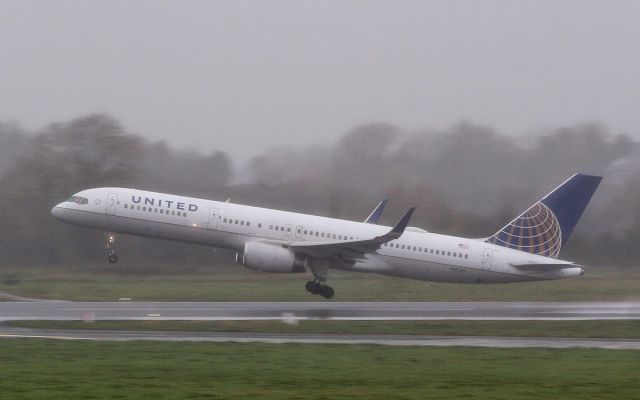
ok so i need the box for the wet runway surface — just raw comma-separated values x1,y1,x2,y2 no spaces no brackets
1,301,639,321
1,327,639,349
2,301,639,348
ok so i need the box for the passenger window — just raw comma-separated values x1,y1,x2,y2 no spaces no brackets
436,250,440,255
465,254,468,259
143,207,147,211
287,227,291,232
247,222,250,227
401,245,405,249
447,251,451,256
332,234,336,239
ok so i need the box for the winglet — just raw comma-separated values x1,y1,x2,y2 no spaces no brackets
388,207,416,238
364,200,388,224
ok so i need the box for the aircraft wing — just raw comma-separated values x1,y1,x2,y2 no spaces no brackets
287,208,415,261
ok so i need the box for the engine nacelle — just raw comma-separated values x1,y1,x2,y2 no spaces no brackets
239,241,307,273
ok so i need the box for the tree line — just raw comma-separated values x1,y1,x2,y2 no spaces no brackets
0,114,637,269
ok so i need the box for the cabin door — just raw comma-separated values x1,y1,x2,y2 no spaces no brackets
482,248,494,270
285,224,293,239
207,208,219,230
106,193,118,216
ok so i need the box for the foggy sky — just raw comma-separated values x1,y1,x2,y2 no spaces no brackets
1,0,639,160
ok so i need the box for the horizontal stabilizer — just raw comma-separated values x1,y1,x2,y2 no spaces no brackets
510,262,582,271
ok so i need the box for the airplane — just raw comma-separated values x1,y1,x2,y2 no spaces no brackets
51,173,602,299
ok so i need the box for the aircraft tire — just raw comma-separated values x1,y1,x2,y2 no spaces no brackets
320,286,334,299
305,281,320,295
108,254,118,263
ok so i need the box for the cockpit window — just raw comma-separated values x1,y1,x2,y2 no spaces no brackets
67,196,89,205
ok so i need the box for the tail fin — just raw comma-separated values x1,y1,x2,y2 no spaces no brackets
486,174,602,258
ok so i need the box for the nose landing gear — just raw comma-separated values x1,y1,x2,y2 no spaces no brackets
105,233,118,263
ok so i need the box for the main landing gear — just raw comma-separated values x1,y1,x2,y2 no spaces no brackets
105,232,118,263
305,280,334,299
305,263,334,299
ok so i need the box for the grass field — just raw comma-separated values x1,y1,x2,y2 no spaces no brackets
0,339,638,399
1,263,639,302
9,319,640,339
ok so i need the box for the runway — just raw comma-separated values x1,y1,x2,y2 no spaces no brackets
1,327,639,349
1,301,639,321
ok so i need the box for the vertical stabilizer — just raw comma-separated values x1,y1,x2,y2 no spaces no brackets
486,174,602,258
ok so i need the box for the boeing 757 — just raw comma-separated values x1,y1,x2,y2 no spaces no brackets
51,174,601,298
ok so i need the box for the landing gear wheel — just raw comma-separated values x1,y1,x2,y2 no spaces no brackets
305,280,334,298
305,281,321,295
320,286,334,299
104,232,119,264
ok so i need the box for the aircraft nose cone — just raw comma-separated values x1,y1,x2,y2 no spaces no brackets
51,205,63,219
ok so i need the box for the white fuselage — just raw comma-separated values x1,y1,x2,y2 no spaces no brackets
51,187,584,283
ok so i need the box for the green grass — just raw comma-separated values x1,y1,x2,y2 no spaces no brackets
0,339,638,399
9,319,640,339
1,264,639,302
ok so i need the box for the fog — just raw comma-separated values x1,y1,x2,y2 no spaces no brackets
1,2,639,268
0,114,637,268
1,1,640,161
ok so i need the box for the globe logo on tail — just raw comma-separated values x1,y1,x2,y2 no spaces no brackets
486,202,562,258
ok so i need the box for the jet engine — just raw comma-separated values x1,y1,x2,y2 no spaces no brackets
238,241,307,273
